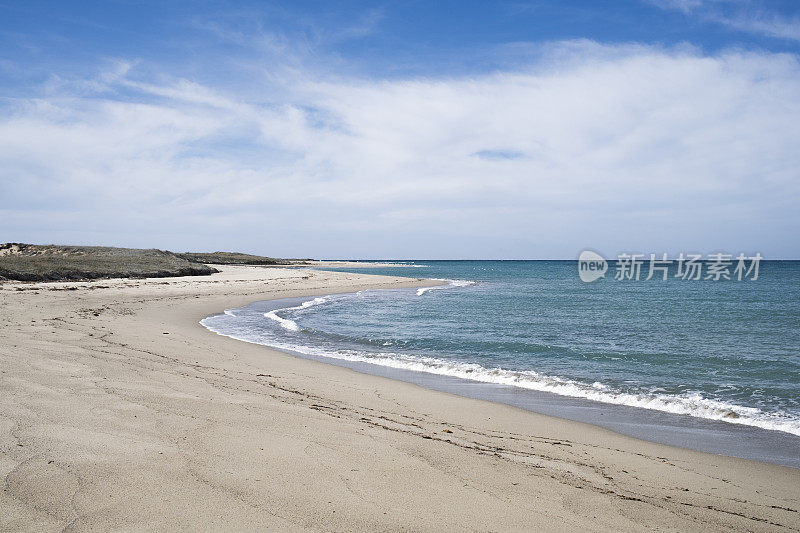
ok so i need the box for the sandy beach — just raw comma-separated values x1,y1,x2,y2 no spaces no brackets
1,265,798,532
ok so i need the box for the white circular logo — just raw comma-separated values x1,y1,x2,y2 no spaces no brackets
578,250,607,282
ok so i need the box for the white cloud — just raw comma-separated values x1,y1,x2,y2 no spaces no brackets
648,0,707,14
1,41,799,257
648,0,800,43
722,12,800,42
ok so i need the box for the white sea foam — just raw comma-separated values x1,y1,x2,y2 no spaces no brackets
264,310,300,331
201,312,800,437
383,261,428,267
417,279,476,296
296,348,800,436
389,262,428,267
264,297,327,332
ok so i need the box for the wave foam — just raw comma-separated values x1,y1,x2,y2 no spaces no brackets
417,279,476,296
264,296,327,332
202,312,800,437
296,348,800,436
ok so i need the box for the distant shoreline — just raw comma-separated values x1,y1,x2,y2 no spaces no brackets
292,260,425,268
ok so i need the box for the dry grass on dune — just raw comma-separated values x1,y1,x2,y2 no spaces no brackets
0,243,218,281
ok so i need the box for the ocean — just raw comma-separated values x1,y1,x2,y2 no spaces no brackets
201,260,800,466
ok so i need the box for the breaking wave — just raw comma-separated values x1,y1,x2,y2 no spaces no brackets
417,279,476,296
264,297,327,332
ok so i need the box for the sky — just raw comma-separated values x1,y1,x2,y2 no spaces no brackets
1,0,799,259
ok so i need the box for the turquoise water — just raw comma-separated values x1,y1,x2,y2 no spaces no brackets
202,260,800,438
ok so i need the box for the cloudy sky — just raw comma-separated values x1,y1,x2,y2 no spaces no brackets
1,0,799,258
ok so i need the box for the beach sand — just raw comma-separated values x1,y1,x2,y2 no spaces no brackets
1,265,797,531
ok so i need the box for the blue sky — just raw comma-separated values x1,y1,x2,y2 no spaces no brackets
1,0,799,258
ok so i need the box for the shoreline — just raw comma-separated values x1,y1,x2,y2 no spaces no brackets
203,293,800,469
1,265,798,531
